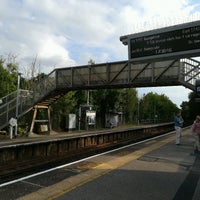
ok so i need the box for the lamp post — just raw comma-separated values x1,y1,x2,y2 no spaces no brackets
15,72,21,136
137,98,140,125
137,94,143,125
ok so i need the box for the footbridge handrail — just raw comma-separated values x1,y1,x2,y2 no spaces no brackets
0,90,33,130
180,58,200,90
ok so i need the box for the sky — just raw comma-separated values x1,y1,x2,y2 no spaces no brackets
0,0,200,108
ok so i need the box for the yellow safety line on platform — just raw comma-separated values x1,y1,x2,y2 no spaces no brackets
18,130,187,200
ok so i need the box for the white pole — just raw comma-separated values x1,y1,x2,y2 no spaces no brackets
78,106,81,131
15,73,21,136
10,126,13,140
137,99,140,125
87,90,90,105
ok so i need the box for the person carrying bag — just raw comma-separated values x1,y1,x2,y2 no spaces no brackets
191,115,200,154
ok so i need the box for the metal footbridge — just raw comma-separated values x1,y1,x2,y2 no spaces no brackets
0,58,200,130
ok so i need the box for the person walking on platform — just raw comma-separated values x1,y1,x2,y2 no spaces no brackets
191,115,200,153
174,111,184,145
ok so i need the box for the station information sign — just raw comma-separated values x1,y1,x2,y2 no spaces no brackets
120,20,200,62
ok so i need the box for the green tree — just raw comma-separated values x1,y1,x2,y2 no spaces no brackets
122,88,137,123
0,57,19,97
185,92,200,120
91,89,122,126
140,92,178,123
51,91,77,130
180,101,190,120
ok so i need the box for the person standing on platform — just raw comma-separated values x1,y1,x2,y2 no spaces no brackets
174,111,184,145
191,115,200,153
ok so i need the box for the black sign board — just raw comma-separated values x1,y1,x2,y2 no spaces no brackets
120,21,200,62
196,79,200,95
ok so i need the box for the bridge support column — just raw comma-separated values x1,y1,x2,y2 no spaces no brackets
29,105,52,136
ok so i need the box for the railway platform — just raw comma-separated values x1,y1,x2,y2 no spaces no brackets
50,128,200,200
1,126,200,199
0,123,173,148
0,126,139,147
1,127,197,200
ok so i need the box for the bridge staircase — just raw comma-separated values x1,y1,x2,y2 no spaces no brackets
0,58,200,131
179,58,200,90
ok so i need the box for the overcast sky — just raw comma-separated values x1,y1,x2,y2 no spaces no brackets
0,0,200,107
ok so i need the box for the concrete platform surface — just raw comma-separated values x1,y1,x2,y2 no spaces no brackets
10,128,199,200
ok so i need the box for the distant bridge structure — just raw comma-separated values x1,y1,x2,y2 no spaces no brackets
1,20,200,132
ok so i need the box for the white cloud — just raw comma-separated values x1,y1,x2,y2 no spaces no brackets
1,0,198,67
0,0,199,105
37,34,74,67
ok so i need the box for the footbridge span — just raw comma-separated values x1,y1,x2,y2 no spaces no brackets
0,57,199,131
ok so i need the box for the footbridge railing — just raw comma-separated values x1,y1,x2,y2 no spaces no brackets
0,90,33,130
179,58,200,90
